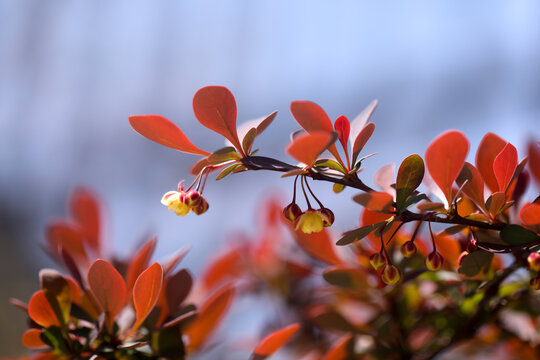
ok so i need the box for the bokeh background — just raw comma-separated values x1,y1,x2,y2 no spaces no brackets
1,0,540,357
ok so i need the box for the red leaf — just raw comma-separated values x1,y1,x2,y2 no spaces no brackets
252,323,300,358
493,143,518,192
87,259,127,331
162,247,190,276
21,329,47,349
185,285,235,352
202,246,246,291
334,116,350,152
70,188,101,255
349,99,378,150
353,191,394,213
476,133,506,193
28,290,60,328
352,122,375,165
425,130,469,206
286,131,337,166
46,222,88,264
290,101,344,166
126,237,157,293
520,203,540,226
293,228,344,266
129,115,209,155
323,334,353,360
127,263,163,337
456,162,486,211
528,140,540,186
192,86,241,153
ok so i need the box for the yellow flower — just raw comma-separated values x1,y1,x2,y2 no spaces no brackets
161,191,190,216
295,210,329,234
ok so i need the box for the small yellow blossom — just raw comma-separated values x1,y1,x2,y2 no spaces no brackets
161,191,190,216
295,209,330,234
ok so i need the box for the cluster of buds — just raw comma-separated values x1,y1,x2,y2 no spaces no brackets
528,252,540,290
161,183,209,216
283,202,334,234
369,252,401,285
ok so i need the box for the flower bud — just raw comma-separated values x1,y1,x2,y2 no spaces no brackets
185,189,202,208
381,265,401,285
369,252,387,271
319,208,335,227
283,203,302,223
400,241,417,258
192,197,209,215
527,252,540,272
466,239,478,253
425,251,444,271
530,276,540,290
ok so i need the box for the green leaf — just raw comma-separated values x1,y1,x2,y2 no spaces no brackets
458,251,493,277
395,154,425,212
207,147,241,165
336,222,384,246
500,225,540,246
40,326,68,352
323,267,362,288
333,183,346,193
216,163,240,180
151,326,186,357
314,159,347,173
242,127,258,155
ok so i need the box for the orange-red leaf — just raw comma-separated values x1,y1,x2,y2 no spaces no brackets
425,130,469,206
70,188,101,255
520,203,540,226
352,122,375,165
252,323,300,359
293,228,343,266
493,143,518,192
87,259,127,330
456,162,486,211
127,263,163,337
476,133,506,192
185,285,235,352
286,131,337,166
21,329,47,349
334,116,350,152
202,247,245,291
28,290,60,328
353,191,394,213
193,86,241,153
323,334,353,360
129,115,209,155
528,140,540,186
126,237,157,292
46,222,87,264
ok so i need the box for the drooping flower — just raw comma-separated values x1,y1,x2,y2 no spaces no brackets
161,191,190,216
295,209,331,234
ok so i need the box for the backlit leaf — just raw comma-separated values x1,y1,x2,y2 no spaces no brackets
242,127,258,155
458,251,493,277
334,115,350,156
425,130,469,206
202,247,245,291
127,263,163,338
353,192,394,213
251,323,300,359
286,131,337,167
395,154,425,212
476,133,506,193
22,329,47,349
487,191,506,217
314,159,347,173
500,225,540,246
528,140,540,186
70,188,101,255
46,222,87,264
39,269,71,328
374,164,396,197
456,162,486,211
293,228,344,265
493,143,518,192
352,122,376,165
193,86,241,153
87,259,127,331
323,334,353,360
520,203,540,226
207,146,241,165
28,290,60,328
126,237,157,292
185,285,235,352
129,115,209,155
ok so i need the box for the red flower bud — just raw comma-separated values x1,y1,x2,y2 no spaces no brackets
530,276,540,290
319,208,335,227
381,265,401,285
527,252,540,272
185,190,202,207
466,239,478,253
425,251,444,271
283,203,302,223
192,197,209,215
369,252,387,271
400,241,417,258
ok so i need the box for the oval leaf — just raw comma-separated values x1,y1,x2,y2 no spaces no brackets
28,290,61,328
493,142,518,192
286,131,337,167
22,329,47,349
520,203,540,226
334,115,350,156
87,259,127,330
352,122,376,165
349,99,378,152
395,154,425,211
127,263,163,338
70,188,101,254
129,115,209,155
293,228,344,265
193,86,241,153
251,323,300,359
500,225,540,246
458,251,493,277
456,162,486,211
126,237,157,293
323,334,353,360
476,133,506,193
528,140,540,186
425,130,469,206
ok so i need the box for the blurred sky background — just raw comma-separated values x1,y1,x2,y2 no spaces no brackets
1,0,540,357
